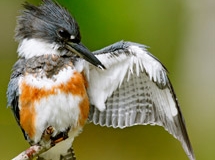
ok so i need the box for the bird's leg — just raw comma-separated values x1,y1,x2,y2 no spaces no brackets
40,126,70,147
42,126,55,144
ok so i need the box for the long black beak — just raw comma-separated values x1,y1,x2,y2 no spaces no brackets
66,42,105,70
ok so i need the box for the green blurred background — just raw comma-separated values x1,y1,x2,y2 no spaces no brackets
0,0,214,159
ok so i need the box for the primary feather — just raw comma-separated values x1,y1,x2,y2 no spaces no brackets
87,41,195,160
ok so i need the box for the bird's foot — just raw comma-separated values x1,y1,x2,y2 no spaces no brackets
39,126,56,148
50,129,69,145
40,126,69,147
42,126,55,143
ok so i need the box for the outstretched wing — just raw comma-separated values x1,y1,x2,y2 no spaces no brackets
87,41,195,160
7,58,27,138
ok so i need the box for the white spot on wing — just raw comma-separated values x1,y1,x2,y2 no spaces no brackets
165,89,178,116
88,53,130,111
128,45,165,84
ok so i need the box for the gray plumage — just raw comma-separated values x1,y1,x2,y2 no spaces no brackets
15,0,80,44
7,58,25,123
24,55,76,78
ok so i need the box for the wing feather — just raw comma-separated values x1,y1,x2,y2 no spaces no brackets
87,41,195,160
7,58,26,138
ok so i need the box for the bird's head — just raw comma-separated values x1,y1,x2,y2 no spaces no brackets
15,0,105,69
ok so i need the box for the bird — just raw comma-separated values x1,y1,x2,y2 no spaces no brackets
7,0,195,160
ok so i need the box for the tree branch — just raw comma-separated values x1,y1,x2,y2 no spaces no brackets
12,144,51,160
12,126,58,160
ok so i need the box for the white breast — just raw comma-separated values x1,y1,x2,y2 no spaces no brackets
19,66,84,143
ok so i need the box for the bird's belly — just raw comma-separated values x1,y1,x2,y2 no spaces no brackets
19,69,89,143
34,92,83,138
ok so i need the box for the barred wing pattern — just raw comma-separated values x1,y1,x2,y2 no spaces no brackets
87,41,195,160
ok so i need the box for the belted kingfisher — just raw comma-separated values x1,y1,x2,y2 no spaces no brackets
7,0,195,160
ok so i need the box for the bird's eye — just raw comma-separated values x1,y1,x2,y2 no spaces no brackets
57,29,70,40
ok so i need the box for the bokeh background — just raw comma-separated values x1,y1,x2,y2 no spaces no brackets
0,0,214,159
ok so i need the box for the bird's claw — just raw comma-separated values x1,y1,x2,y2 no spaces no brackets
50,130,69,145
40,126,69,147
41,126,55,142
